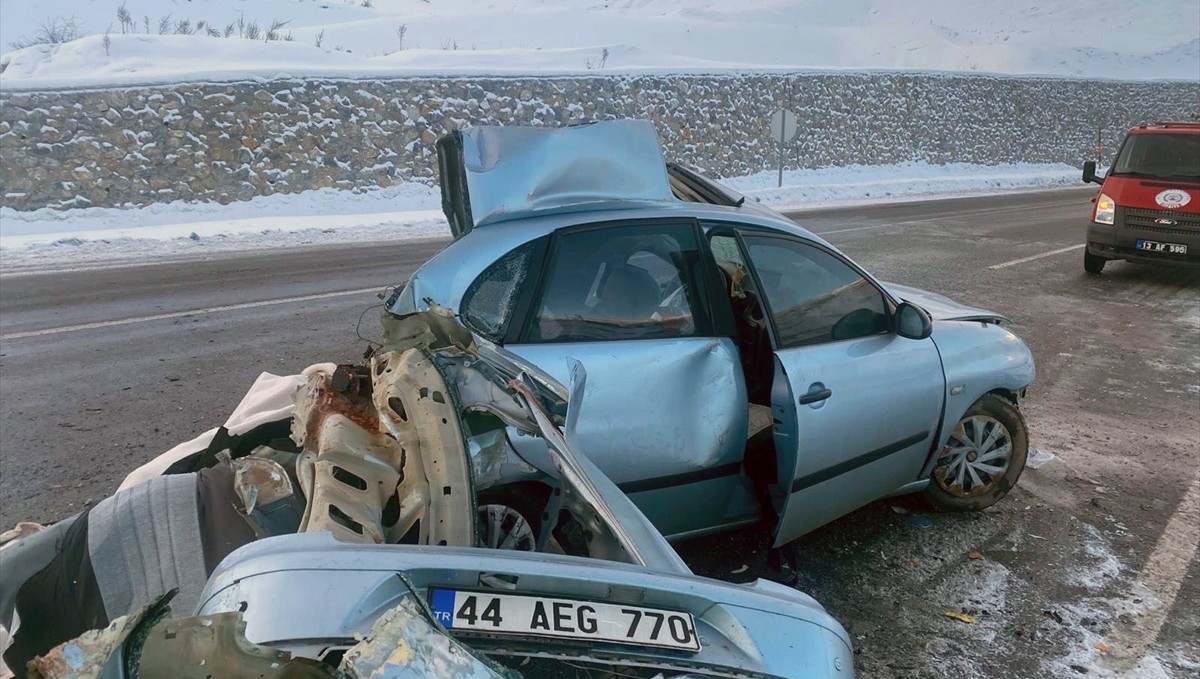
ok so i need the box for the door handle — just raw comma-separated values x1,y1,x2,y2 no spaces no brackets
798,387,832,405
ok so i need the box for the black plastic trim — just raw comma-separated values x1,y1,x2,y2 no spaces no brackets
666,162,746,207
618,461,743,494
790,431,929,494
435,131,473,239
697,226,741,341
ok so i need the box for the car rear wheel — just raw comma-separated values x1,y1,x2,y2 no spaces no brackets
476,484,590,556
1084,249,1107,274
477,484,548,552
478,503,538,551
922,394,1028,512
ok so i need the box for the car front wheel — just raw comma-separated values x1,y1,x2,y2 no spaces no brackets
922,394,1028,512
1084,249,1107,274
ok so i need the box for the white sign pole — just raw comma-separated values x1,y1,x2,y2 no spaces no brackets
777,133,785,188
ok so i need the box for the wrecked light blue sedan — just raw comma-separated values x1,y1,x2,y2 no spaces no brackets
393,119,1036,550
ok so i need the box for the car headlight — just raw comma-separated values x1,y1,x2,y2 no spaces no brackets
1093,193,1115,224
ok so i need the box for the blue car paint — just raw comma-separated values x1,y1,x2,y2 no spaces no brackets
449,119,676,230
770,330,946,545
920,319,1037,478
506,337,758,538
197,533,854,679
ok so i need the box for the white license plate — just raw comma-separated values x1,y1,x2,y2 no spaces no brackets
429,588,701,651
1136,239,1188,255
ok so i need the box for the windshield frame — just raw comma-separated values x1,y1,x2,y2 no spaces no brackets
1108,132,1200,183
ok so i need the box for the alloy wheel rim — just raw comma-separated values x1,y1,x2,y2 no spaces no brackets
933,415,1012,497
477,504,536,551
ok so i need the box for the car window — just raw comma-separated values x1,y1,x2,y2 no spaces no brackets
461,240,540,341
742,235,890,348
527,223,705,342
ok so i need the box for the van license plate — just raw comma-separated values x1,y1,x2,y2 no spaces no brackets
429,588,701,651
1136,239,1187,254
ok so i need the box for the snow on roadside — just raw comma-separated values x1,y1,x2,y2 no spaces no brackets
1038,518,1192,679
725,161,1086,210
0,181,442,244
0,161,1087,271
0,181,445,272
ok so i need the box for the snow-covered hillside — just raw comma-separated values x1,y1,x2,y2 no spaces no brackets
1,0,1196,87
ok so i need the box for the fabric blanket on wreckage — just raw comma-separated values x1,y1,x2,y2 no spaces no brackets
1,367,324,676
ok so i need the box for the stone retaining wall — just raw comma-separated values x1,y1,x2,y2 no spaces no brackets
0,73,1195,210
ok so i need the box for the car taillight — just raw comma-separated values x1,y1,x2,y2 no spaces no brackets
1094,193,1115,224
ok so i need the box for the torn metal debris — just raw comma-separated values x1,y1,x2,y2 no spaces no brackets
339,598,508,679
2,309,855,679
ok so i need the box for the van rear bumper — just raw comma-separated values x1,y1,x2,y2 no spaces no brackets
1087,220,1200,267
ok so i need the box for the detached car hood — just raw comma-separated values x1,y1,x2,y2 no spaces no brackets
884,283,1009,324
437,120,676,237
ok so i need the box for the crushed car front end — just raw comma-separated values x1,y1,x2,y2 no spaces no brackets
2,306,853,679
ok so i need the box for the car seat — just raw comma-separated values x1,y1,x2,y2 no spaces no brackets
595,263,662,322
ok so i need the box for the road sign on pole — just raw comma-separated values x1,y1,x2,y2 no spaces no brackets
770,109,798,143
770,108,797,188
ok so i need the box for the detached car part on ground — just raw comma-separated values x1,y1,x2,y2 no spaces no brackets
400,119,1036,550
0,307,853,679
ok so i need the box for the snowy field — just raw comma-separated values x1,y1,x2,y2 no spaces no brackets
2,0,1197,87
0,161,1088,271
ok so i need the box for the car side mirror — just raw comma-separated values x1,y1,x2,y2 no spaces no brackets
1082,160,1103,185
895,302,933,340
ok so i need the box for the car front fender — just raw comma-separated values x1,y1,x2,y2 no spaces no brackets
922,320,1036,478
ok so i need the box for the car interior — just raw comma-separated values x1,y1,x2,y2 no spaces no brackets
706,233,783,508
707,234,774,405
489,219,892,525
531,231,699,342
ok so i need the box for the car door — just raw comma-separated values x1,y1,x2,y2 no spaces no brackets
497,219,755,539
733,231,945,546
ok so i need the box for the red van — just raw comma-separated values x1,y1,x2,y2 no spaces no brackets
1082,121,1200,274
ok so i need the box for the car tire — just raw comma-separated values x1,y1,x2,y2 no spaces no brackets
477,483,548,552
922,394,1028,513
476,483,590,556
1084,249,1107,275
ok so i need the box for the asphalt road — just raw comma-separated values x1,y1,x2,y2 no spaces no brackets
2,188,1198,678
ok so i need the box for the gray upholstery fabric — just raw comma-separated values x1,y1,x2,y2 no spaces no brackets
0,516,78,630
86,474,207,619
597,263,661,320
